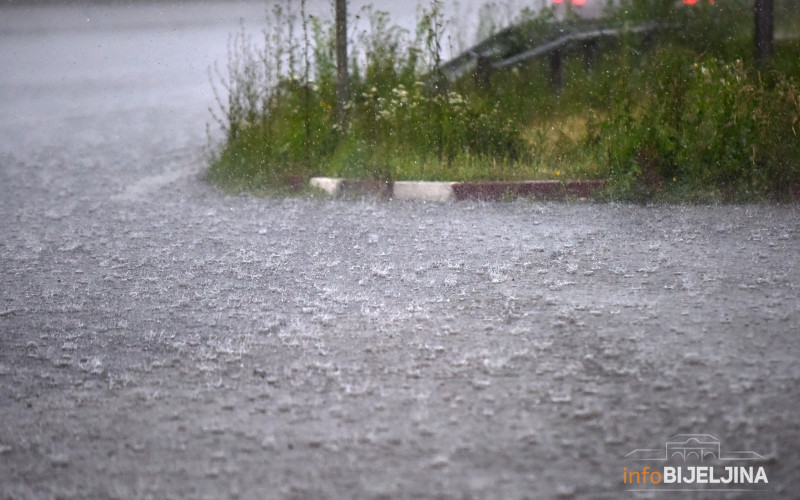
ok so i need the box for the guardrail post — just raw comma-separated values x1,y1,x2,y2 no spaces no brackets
549,50,563,93
583,39,598,71
475,54,493,89
754,0,774,66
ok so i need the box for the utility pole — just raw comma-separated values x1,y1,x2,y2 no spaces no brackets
335,0,349,129
754,0,774,66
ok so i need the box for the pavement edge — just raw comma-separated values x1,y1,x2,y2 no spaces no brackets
309,177,605,202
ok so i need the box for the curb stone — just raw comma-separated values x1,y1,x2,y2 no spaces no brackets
309,177,341,195
309,177,605,202
394,181,456,202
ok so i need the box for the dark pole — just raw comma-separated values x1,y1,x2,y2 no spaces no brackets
475,54,492,89
335,0,349,129
549,50,563,94
754,0,774,66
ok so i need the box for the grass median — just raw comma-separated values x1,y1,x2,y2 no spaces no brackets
206,0,800,202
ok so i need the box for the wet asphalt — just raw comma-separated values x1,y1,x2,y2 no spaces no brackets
1,2,799,499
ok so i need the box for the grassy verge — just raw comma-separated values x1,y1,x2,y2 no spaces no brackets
206,0,800,202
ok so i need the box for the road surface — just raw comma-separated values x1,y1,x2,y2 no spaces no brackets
1,2,799,499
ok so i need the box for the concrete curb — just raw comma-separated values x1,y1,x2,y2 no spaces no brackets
309,177,605,202
394,181,456,202
309,177,342,196
452,179,606,201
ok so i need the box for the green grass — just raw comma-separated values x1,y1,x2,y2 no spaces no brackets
206,0,800,201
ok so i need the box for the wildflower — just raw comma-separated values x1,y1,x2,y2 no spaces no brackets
447,92,464,106
392,86,408,100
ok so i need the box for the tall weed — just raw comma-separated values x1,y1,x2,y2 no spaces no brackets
590,47,800,201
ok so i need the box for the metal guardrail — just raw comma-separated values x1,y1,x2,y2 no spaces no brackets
493,22,660,70
440,20,662,87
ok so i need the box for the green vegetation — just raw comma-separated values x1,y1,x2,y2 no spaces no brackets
206,0,800,202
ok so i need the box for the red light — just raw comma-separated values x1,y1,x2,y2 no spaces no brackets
572,0,587,4
683,0,698,3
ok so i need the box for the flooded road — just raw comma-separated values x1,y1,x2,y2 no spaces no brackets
1,2,799,499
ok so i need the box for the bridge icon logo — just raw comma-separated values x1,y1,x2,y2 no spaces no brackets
625,434,765,463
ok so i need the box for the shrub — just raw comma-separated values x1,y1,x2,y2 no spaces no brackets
591,47,800,200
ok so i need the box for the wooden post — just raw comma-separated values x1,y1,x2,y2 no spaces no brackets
549,50,563,93
754,0,774,66
335,0,349,128
583,39,598,72
475,54,492,89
